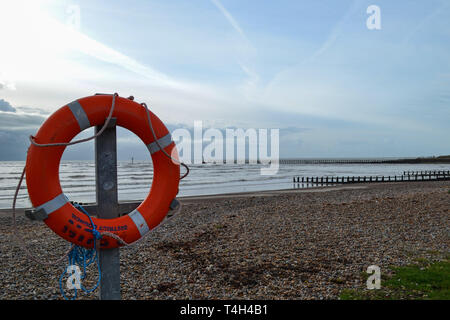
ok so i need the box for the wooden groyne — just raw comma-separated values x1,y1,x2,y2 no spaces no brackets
293,170,450,185
403,170,450,176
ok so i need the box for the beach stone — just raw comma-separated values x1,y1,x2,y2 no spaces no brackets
1,181,449,299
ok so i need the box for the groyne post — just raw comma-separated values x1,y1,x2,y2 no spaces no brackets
95,118,121,300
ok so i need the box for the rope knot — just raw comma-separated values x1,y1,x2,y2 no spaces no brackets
91,229,102,240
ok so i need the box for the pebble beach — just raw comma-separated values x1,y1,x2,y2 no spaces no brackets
0,181,449,300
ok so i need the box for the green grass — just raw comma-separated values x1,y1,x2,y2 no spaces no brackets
340,258,450,300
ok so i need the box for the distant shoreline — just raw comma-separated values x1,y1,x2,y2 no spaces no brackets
1,155,450,163
279,156,450,164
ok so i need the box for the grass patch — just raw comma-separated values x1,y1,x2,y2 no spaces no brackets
340,258,450,300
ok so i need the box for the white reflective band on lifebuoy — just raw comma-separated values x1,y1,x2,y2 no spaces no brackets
68,101,91,130
128,209,150,236
146,133,173,155
35,193,69,215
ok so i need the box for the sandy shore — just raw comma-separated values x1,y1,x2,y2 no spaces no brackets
1,181,449,299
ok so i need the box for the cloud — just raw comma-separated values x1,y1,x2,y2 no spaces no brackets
0,99,48,160
402,2,450,45
0,74,16,91
210,0,247,42
0,1,207,101
0,109,96,161
0,129,35,160
210,0,260,99
308,0,362,62
0,99,16,112
0,112,46,131
14,106,50,116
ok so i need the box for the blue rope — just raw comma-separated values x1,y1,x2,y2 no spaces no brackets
59,202,102,300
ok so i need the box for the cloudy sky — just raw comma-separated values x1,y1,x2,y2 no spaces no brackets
0,0,449,160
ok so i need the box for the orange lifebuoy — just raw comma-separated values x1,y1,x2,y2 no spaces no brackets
25,94,180,249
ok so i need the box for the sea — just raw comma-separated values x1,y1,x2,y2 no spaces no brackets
1,160,449,209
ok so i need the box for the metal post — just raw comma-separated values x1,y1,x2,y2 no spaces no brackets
95,118,121,300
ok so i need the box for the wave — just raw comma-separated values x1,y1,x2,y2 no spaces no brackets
2,160,450,209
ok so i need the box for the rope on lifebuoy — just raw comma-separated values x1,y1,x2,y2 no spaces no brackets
11,93,189,299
